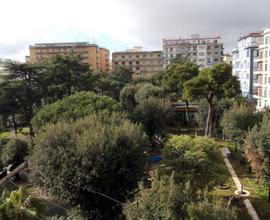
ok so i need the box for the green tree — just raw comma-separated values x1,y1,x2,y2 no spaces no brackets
0,63,43,136
133,97,173,142
135,83,164,102
31,91,121,130
0,186,46,220
183,63,240,136
123,174,191,220
119,84,141,113
221,103,257,144
41,53,95,103
245,113,270,201
187,195,237,220
163,135,226,190
162,61,199,124
29,113,148,218
111,65,133,84
1,138,28,166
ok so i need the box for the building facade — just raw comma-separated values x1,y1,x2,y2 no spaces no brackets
253,28,270,110
223,54,233,65
112,47,163,77
29,42,110,72
163,35,224,69
232,33,262,99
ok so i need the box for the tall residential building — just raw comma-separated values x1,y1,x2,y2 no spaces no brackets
112,47,163,77
163,35,224,69
232,33,263,99
29,42,110,72
253,28,270,110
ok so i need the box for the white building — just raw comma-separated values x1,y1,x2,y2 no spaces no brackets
163,35,224,69
253,28,270,110
232,33,263,99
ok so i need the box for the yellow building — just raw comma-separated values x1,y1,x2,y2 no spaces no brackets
29,42,110,72
112,47,163,77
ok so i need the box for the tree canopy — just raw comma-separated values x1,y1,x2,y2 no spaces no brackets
29,113,148,218
163,135,227,190
183,63,240,136
31,91,121,130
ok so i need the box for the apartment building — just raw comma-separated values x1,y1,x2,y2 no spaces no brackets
223,54,233,65
29,42,110,72
253,28,270,110
232,33,263,99
163,35,224,69
112,47,163,77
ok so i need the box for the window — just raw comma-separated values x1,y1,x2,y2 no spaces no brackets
136,61,140,65
214,45,219,49
170,48,173,52
265,64,268,71
265,36,269,45
122,61,125,65
265,50,268,58
129,61,132,65
122,56,125,59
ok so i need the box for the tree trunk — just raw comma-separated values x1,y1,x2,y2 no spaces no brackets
29,123,34,138
185,101,190,128
12,114,17,134
205,101,213,136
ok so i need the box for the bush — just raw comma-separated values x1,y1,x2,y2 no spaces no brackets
1,138,28,166
29,112,148,219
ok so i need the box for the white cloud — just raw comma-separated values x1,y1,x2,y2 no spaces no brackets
0,0,141,60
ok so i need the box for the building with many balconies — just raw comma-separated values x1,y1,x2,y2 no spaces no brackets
162,35,224,69
232,33,263,99
29,42,110,72
112,47,163,77
253,28,270,110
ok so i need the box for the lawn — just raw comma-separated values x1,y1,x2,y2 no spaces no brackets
229,150,270,220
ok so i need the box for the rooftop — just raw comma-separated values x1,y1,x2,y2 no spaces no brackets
238,33,262,41
29,42,99,48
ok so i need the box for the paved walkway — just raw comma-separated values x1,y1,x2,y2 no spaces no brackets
221,148,260,220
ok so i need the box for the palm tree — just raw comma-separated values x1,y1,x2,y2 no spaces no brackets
0,186,46,220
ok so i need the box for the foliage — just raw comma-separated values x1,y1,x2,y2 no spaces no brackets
32,91,121,130
187,195,237,220
0,63,43,135
221,103,257,144
119,84,141,113
133,97,174,140
40,53,95,103
0,186,46,220
151,71,164,86
245,113,270,186
124,173,237,220
1,138,28,166
134,83,164,102
47,207,88,220
163,135,227,190
183,63,240,136
111,65,133,84
196,98,234,137
29,113,148,219
162,61,199,100
95,66,133,101
123,174,191,220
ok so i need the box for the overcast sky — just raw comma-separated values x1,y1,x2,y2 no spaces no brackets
1,0,270,61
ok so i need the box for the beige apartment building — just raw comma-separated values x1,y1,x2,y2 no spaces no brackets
112,47,163,77
29,42,110,72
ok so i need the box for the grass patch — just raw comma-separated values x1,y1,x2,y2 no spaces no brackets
229,150,270,219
